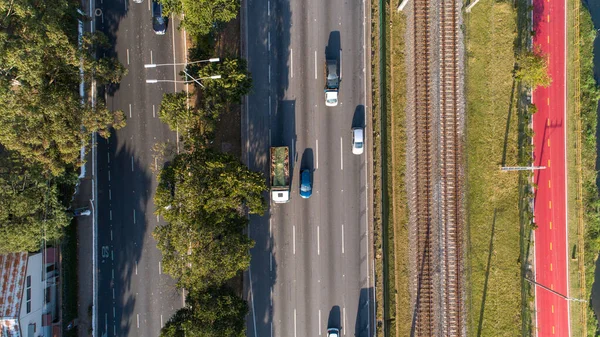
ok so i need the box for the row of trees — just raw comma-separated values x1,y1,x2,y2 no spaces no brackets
0,1,127,252
152,4,260,335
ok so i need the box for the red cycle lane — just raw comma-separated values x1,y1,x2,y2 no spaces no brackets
532,0,569,335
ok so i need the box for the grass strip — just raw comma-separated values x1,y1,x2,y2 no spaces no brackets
464,2,525,336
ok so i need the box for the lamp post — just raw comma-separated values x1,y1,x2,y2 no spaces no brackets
144,58,221,88
145,75,222,84
143,57,220,68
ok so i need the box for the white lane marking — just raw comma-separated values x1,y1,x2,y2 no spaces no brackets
109,189,112,200
317,226,320,255
135,261,138,275
340,137,344,170
316,139,319,169
340,49,343,79
290,49,294,78
113,326,116,335
171,14,177,91
269,96,272,116
107,152,110,163
159,261,162,274
137,314,139,328
131,156,134,171
129,103,132,118
133,209,136,224
108,170,111,182
150,50,153,64
111,250,113,261
268,32,271,51
105,313,108,332
112,269,114,279
342,224,345,254
110,230,113,241
343,307,347,335
291,141,294,159
293,225,296,255
314,51,318,79
112,288,115,299
127,48,130,65
153,104,156,118
109,210,112,221
269,65,271,84
160,314,164,328
148,0,150,11
319,309,322,335
294,309,297,337
113,307,115,318
248,266,258,336
268,0,270,16
270,252,272,271
269,218,272,238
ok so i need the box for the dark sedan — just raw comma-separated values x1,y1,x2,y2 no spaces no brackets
152,0,167,35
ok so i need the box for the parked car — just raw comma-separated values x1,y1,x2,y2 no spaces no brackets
299,169,312,199
152,0,167,35
327,328,340,337
351,127,364,155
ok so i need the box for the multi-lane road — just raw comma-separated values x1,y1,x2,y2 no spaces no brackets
95,0,187,336
92,0,373,336
244,0,374,336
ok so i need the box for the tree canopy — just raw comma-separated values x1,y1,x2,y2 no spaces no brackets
159,0,239,37
0,0,126,175
515,50,551,89
158,91,191,132
159,285,248,337
153,149,266,289
192,58,252,105
0,149,70,253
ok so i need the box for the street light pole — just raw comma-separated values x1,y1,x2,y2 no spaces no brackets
144,58,220,68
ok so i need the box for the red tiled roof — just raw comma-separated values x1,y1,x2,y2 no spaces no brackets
0,253,28,317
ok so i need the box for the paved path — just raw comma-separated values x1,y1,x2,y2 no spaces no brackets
532,0,570,334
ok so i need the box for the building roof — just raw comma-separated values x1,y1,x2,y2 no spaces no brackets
0,252,28,337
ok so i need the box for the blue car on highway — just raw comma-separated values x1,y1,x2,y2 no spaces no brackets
300,169,312,199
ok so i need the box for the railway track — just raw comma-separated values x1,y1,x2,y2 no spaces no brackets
410,0,463,335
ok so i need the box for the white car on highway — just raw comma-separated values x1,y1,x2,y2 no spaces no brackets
327,328,340,337
352,127,364,155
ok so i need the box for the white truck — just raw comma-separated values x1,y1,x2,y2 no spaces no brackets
270,146,290,203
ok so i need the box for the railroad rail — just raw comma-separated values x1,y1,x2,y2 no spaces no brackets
410,0,464,335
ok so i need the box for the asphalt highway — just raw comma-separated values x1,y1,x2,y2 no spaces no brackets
95,0,187,336
244,0,374,335
532,0,570,334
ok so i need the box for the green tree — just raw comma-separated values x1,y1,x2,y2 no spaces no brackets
159,0,239,37
154,149,266,221
160,285,247,337
515,50,551,88
0,1,127,175
158,91,191,132
153,213,253,289
194,58,252,104
0,149,70,253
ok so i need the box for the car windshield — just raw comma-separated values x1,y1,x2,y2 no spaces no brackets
355,141,363,148
301,184,311,192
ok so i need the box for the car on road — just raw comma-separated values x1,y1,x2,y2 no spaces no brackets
327,328,340,337
152,0,167,35
133,0,143,3
352,127,364,155
324,59,339,106
299,169,312,199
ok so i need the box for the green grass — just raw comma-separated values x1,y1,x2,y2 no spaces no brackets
465,2,525,336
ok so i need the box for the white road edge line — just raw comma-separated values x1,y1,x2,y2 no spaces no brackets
342,224,345,254
294,309,297,337
316,139,319,169
343,307,347,335
153,104,156,118
314,50,317,79
171,13,177,92
317,226,320,255
319,309,322,335
340,49,343,79
291,49,294,78
340,137,344,170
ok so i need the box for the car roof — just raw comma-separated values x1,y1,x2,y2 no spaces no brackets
353,128,364,142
